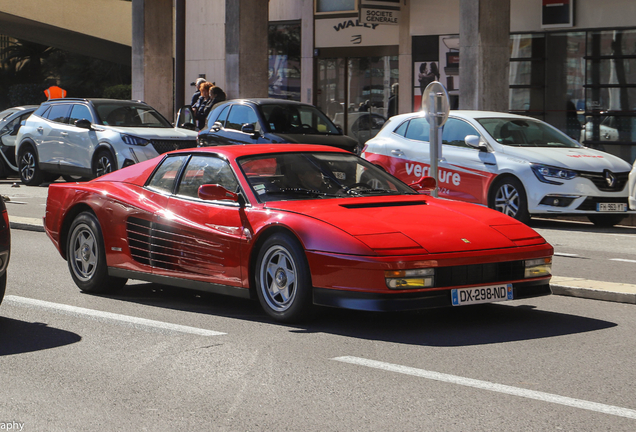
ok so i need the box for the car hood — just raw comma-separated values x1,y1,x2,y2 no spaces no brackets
499,146,632,172
101,125,198,139
264,197,545,254
272,133,358,149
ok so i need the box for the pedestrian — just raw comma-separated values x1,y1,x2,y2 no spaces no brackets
193,82,214,130
191,78,207,107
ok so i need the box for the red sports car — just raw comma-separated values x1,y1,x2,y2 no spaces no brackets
44,144,553,323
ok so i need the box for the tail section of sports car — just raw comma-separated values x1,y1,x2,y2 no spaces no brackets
44,144,553,323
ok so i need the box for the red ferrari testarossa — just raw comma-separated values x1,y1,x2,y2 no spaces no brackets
45,144,553,322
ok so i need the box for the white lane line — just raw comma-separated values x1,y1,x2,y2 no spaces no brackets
554,253,580,257
4,295,226,337
610,258,636,264
332,356,636,420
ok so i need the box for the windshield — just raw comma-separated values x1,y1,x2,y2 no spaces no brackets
94,102,172,128
259,104,340,135
238,152,417,202
477,118,580,148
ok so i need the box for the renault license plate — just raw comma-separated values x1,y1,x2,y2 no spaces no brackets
597,203,627,212
451,284,513,306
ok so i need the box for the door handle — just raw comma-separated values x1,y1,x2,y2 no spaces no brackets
60,132,68,136
391,149,404,156
37,127,44,133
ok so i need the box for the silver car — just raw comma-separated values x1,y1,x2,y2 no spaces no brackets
15,98,198,185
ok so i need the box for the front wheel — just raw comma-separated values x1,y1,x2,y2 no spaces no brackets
587,214,625,227
93,150,116,178
67,212,127,293
255,233,314,323
489,177,530,223
18,146,44,186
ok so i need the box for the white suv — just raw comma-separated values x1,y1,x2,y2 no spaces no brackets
15,98,198,185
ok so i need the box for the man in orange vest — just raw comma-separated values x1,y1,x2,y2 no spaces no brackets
44,86,67,100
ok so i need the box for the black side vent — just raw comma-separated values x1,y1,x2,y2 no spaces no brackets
340,201,427,209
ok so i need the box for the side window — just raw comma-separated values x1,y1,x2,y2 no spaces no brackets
226,105,259,132
146,155,189,194
405,117,430,142
442,118,480,147
177,155,239,199
68,104,93,125
45,104,72,123
393,121,408,137
209,105,230,129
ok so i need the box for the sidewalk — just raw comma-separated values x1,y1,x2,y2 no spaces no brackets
8,215,636,306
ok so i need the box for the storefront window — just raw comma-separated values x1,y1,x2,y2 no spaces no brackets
509,34,545,119
268,22,301,101
315,0,356,13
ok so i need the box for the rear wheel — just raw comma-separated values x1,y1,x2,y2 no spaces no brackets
67,212,127,293
18,146,44,186
255,233,314,323
587,214,625,227
489,177,530,223
0,272,6,306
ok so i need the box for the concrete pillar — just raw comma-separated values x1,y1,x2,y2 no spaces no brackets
459,0,510,111
301,0,314,104
398,0,412,115
132,0,174,120
225,0,269,99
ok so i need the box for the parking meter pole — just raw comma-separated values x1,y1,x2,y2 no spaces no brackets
429,92,440,197
422,81,450,199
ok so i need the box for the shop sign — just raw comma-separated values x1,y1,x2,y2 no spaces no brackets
541,0,574,28
359,0,401,26
315,17,399,48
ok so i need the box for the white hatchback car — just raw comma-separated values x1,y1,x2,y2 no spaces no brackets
363,111,635,226
15,98,198,185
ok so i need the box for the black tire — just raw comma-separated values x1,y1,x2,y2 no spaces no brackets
66,212,127,293
489,177,530,224
255,233,314,323
62,175,87,182
18,145,44,186
93,150,116,178
587,214,625,227
0,272,6,306
0,158,8,179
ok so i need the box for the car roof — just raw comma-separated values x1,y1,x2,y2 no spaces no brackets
44,98,149,106
222,98,317,107
170,143,349,159
388,110,538,123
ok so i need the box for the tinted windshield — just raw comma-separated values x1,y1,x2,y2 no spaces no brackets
477,118,580,148
259,104,340,135
94,102,172,128
238,152,417,202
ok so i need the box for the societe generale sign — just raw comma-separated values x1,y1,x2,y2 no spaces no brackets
360,0,401,26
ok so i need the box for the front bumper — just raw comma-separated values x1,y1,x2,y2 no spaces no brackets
313,280,551,312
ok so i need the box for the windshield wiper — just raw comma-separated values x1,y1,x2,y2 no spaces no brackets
277,187,337,197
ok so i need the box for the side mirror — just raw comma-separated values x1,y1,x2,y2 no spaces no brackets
75,119,93,130
464,134,488,152
176,105,195,129
211,121,223,132
241,123,260,138
198,184,239,202
409,176,436,191
335,125,343,134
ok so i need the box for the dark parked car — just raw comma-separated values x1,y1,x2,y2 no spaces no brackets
0,197,10,305
195,99,361,154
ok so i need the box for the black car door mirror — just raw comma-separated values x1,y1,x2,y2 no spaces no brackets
241,123,260,138
212,121,223,132
75,119,93,130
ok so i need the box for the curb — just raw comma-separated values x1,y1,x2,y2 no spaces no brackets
9,216,45,233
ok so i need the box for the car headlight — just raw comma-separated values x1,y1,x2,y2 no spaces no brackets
385,268,435,289
121,134,150,146
524,257,552,278
530,164,577,185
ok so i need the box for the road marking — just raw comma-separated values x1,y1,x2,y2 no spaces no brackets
4,295,226,337
610,259,636,264
332,356,636,420
554,252,580,257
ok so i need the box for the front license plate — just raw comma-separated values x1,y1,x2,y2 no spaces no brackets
451,284,513,306
597,203,627,212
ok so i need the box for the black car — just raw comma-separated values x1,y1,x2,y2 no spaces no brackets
0,197,10,305
195,99,361,153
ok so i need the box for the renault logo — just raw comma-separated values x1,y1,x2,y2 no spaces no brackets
604,170,616,188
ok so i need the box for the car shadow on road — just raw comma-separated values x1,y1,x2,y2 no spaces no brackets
101,282,617,347
0,316,82,356
530,217,636,234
